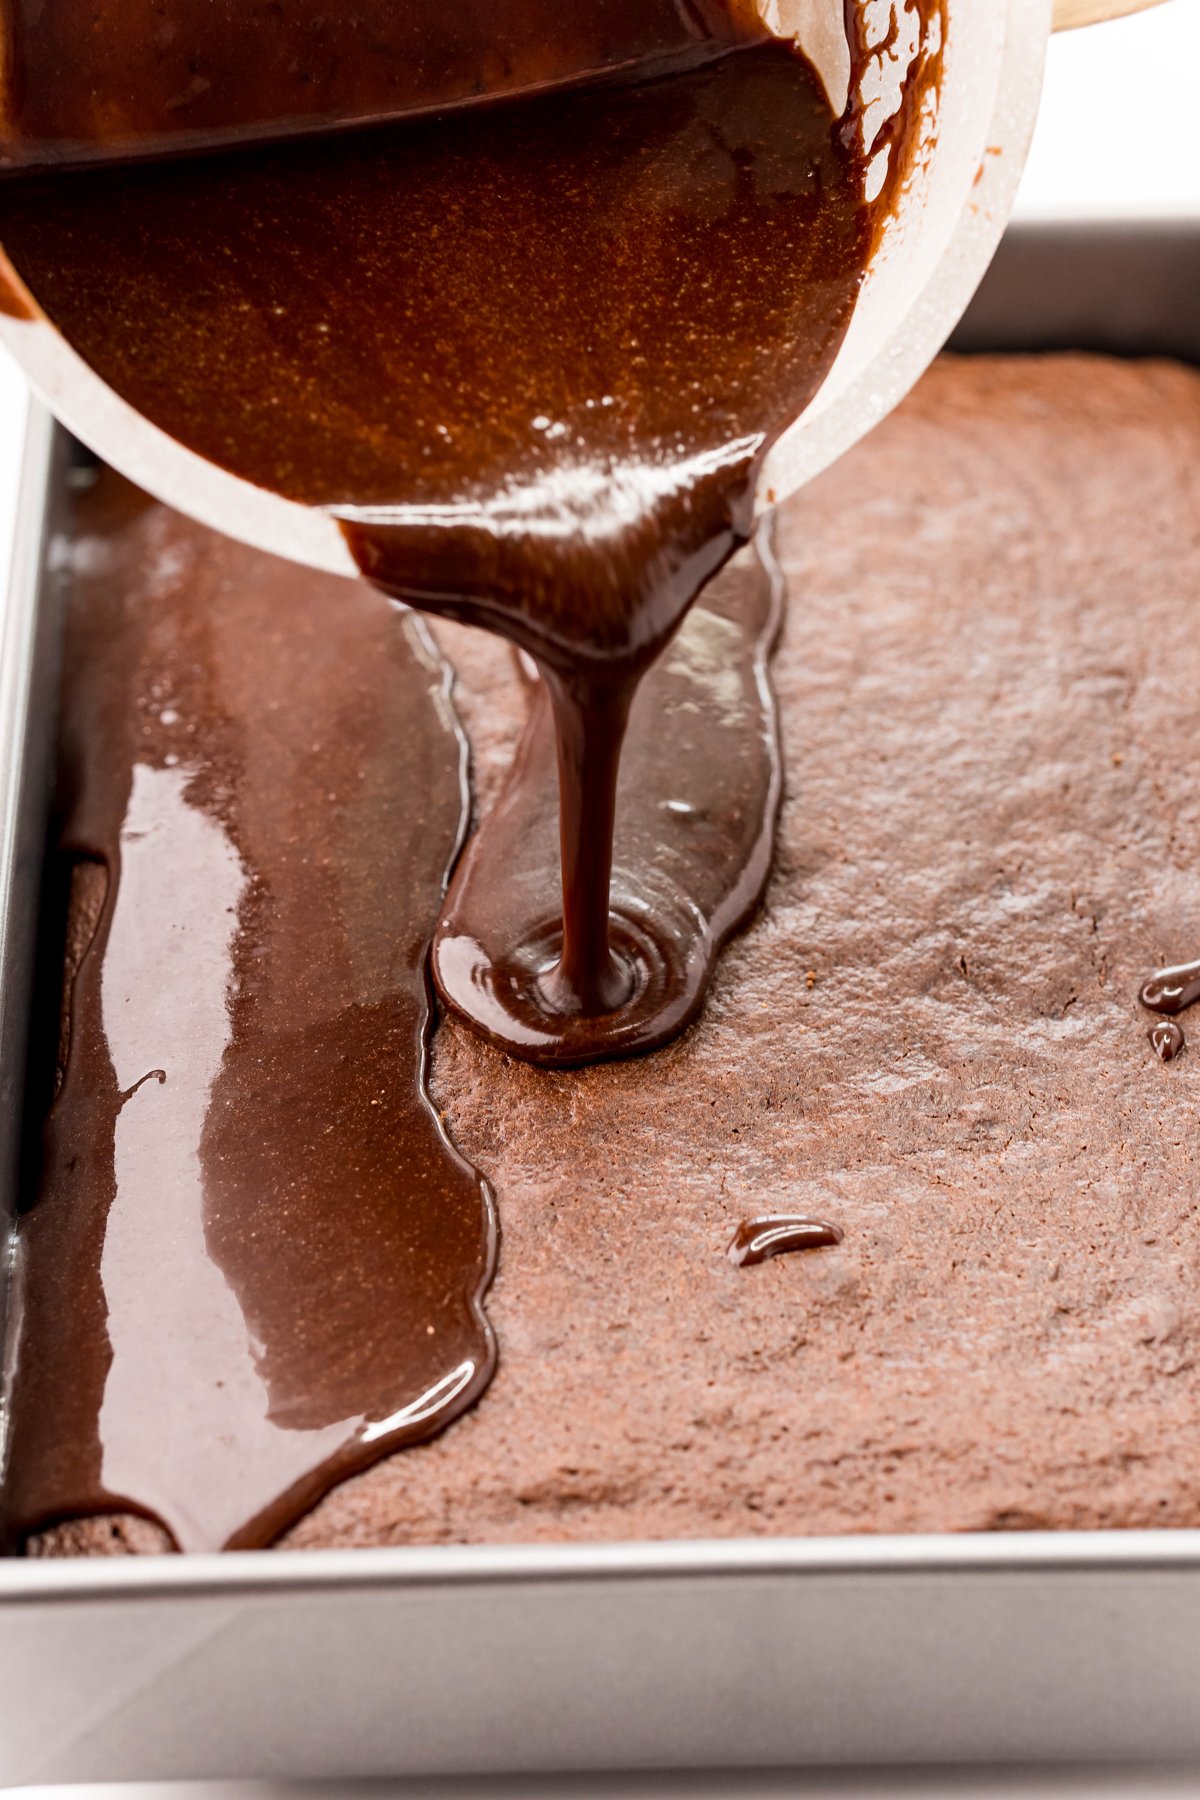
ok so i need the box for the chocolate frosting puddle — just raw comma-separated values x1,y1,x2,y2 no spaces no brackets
0,471,497,1553
728,1217,844,1267
433,523,785,1064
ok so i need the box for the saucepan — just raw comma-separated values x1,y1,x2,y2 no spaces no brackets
0,0,1168,573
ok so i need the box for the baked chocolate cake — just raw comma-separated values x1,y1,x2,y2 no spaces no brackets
26,350,1200,1555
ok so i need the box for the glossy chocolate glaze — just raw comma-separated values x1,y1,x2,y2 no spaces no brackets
0,469,496,1553
433,524,784,1064
1139,959,1200,1017
1148,1020,1186,1064
728,1217,844,1267
0,0,764,171
0,40,879,1059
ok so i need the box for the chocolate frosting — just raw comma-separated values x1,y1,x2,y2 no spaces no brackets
1,476,789,1551
0,15,946,1548
23,352,1200,1560
1,469,496,1552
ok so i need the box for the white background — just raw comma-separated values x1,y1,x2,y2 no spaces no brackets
4,4,1200,1795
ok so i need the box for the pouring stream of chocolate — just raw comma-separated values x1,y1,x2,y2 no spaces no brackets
0,33,907,1061
0,17,940,1548
434,522,786,1063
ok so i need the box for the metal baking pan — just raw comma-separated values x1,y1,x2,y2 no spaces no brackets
2,221,1200,1789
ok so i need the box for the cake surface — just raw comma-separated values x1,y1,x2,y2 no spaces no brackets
32,351,1200,1556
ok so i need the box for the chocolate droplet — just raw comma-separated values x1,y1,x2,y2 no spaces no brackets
0,40,879,1067
728,1216,843,1268
1139,958,1200,1016
1149,1019,1186,1063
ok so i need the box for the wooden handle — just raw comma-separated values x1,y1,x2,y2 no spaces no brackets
1054,0,1168,30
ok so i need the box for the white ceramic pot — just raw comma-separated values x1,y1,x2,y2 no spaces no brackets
0,0,1157,576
